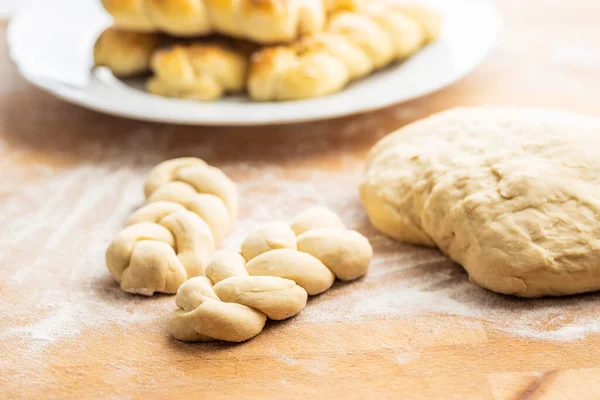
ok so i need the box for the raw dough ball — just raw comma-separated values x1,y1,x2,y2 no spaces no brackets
361,107,600,297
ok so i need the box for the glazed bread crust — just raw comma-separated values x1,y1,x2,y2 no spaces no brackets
93,27,163,77
247,0,442,101
101,0,360,43
147,40,254,101
93,26,252,100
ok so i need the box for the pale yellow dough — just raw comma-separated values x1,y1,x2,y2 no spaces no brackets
105,158,237,296
361,107,600,298
170,207,373,342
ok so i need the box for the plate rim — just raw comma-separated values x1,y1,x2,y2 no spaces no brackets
7,0,503,126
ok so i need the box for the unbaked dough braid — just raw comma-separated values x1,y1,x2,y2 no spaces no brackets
147,40,255,101
93,27,163,77
105,158,237,296
101,0,353,43
248,0,442,101
169,206,373,342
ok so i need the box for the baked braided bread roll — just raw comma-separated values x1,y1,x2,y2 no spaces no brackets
170,207,373,342
92,27,250,100
105,158,237,296
248,0,443,101
147,40,254,101
93,27,163,77
101,0,360,43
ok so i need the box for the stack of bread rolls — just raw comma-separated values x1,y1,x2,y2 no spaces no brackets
94,0,442,101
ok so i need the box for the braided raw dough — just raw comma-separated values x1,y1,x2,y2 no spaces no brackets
100,0,350,43
93,27,163,77
147,40,254,101
105,158,237,296
170,207,372,342
248,0,442,101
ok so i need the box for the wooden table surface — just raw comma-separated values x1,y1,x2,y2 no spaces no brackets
2,1,600,399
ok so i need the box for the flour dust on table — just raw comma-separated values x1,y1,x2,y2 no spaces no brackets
2,150,600,362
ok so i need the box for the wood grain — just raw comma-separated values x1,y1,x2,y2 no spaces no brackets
2,0,600,399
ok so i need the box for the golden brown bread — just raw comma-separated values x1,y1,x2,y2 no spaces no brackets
96,1,440,101
147,40,254,101
247,0,442,101
100,0,360,43
92,26,253,100
93,27,163,77
101,0,156,32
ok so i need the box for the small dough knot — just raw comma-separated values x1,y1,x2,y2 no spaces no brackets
105,158,237,296
170,207,372,342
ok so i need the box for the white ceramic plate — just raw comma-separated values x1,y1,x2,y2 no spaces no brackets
7,0,502,126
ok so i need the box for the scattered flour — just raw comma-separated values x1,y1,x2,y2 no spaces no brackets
1,100,600,387
394,350,421,366
6,307,80,343
2,156,600,358
1,3,599,394
270,352,300,366
297,229,600,342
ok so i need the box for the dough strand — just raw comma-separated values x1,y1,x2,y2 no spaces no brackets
170,207,373,342
105,158,237,296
